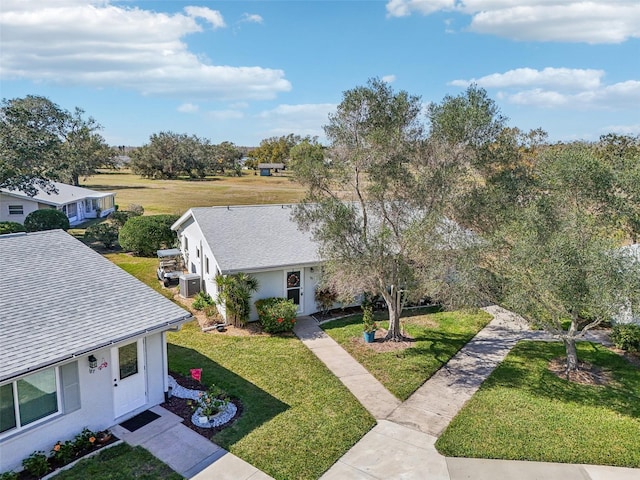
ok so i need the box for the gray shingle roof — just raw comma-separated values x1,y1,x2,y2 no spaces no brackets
177,205,321,273
0,230,191,382
0,181,114,207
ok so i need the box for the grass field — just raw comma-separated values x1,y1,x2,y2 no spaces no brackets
82,169,306,215
52,443,182,480
168,322,374,480
321,307,492,400
435,341,640,467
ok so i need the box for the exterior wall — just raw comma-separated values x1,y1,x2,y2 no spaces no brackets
0,194,39,224
0,332,167,473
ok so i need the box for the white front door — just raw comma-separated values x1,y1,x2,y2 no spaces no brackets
285,269,304,314
112,339,146,419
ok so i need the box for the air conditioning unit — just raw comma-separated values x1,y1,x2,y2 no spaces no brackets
179,273,201,298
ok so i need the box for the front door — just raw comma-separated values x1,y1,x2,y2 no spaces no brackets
112,339,146,419
285,269,303,314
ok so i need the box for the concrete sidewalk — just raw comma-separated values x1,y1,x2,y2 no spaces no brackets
295,307,639,480
111,405,272,479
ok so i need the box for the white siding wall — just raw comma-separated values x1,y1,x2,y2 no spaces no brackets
0,195,39,225
0,332,167,473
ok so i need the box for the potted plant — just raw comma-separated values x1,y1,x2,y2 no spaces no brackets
362,304,377,343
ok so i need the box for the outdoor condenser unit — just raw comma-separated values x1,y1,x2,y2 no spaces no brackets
179,273,201,298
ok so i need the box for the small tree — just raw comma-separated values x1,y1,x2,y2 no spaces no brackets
215,273,259,327
84,223,119,249
118,214,178,256
24,209,70,232
0,221,26,235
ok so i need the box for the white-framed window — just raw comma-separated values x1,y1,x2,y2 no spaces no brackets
196,247,200,259
0,363,79,436
63,203,77,218
8,205,23,215
205,256,210,275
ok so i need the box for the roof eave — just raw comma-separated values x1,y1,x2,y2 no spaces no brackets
0,313,193,384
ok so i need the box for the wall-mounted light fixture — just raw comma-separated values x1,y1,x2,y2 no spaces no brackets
88,355,98,369
310,267,314,272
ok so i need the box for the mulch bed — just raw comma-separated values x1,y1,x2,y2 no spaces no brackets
160,371,243,439
548,357,614,386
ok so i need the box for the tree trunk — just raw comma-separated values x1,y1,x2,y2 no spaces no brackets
563,337,578,373
384,285,404,342
72,173,80,186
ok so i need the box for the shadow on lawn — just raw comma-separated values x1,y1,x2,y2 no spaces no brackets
482,341,640,419
167,344,289,448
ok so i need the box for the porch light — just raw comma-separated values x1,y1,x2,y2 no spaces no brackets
88,355,98,369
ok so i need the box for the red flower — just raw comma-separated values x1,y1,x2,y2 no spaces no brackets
277,317,284,323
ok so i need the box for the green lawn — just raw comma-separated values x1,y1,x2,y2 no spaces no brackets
435,341,640,467
103,253,173,299
52,443,182,479
168,322,374,480
321,307,492,400
83,169,305,215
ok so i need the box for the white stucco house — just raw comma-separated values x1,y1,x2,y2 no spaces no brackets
0,230,192,473
171,204,324,320
0,181,116,226
613,243,640,325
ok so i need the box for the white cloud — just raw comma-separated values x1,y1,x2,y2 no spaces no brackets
453,68,640,110
184,6,225,29
450,68,604,91
256,103,336,139
241,13,263,24
382,74,397,83
178,103,199,113
0,1,291,100
385,0,640,44
601,124,640,136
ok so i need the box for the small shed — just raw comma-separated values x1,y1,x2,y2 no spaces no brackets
258,163,285,176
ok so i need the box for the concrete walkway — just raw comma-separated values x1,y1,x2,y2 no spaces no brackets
294,306,639,480
111,405,272,479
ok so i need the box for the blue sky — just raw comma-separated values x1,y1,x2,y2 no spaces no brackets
1,1,639,147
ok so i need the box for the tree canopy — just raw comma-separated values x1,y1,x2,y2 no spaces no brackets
0,95,113,194
292,79,492,341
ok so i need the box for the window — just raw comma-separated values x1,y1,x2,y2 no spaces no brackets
1,368,59,434
8,205,23,215
63,203,77,218
118,343,138,380
205,257,210,275
196,247,200,259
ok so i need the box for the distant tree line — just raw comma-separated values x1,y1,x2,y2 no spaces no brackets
129,132,245,179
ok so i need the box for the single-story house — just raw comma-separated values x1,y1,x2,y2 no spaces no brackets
0,181,116,226
257,163,285,176
171,204,324,320
613,243,640,325
0,230,192,473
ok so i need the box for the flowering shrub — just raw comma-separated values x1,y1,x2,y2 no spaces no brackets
255,297,298,333
194,385,229,418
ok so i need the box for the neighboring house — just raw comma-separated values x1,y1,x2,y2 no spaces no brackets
0,230,192,472
171,204,323,320
0,182,116,226
613,243,640,325
257,163,285,176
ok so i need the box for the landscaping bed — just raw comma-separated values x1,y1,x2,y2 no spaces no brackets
161,371,243,438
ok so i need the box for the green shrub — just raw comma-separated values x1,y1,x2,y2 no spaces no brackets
84,223,119,249
24,209,70,232
0,222,26,235
255,297,298,333
118,214,179,256
193,292,215,311
0,471,18,480
610,324,640,351
22,451,49,478
127,204,145,216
